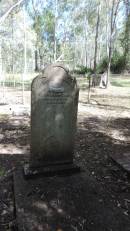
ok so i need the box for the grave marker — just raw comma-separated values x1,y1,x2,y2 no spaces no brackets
24,64,79,176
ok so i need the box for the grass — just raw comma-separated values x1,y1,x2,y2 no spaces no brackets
0,73,130,89
0,73,38,91
76,74,130,89
110,77,130,87
0,114,9,119
6,73,37,80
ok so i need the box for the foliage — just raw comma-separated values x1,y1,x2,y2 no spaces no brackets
120,8,130,69
96,57,108,74
111,51,125,74
97,52,126,74
0,0,128,76
73,65,93,75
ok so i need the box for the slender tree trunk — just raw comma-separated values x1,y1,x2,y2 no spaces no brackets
22,6,27,104
11,13,15,87
0,39,5,102
107,41,112,87
84,15,88,67
54,31,57,62
106,0,120,88
74,40,77,68
93,3,100,87
124,0,130,69
35,49,38,72
105,0,109,56
38,48,43,70
54,0,58,62
0,39,2,76
106,0,114,88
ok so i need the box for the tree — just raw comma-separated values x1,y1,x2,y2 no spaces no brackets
106,0,121,87
0,0,24,25
27,0,56,70
93,2,101,87
122,0,130,69
0,0,126,78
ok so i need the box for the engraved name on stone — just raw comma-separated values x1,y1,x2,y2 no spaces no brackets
49,86,64,93
42,91,72,105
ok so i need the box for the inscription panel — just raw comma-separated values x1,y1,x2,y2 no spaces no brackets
43,92,72,104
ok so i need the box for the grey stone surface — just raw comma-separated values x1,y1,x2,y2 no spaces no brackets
30,64,79,168
24,163,80,178
110,152,130,172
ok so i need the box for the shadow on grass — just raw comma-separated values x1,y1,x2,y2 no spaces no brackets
79,100,130,111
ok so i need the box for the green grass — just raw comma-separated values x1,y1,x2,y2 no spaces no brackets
76,74,130,89
110,76,130,87
0,73,130,89
6,73,37,80
0,72,38,91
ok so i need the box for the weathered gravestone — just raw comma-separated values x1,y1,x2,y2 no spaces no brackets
24,64,79,176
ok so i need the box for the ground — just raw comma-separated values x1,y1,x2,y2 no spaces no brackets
0,75,130,230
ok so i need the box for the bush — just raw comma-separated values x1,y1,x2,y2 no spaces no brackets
97,52,126,74
87,68,94,74
73,65,93,75
110,52,125,74
96,57,108,74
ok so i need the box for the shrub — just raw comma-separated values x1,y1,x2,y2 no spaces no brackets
110,52,125,74
97,52,126,74
73,65,93,75
87,68,94,74
96,57,108,74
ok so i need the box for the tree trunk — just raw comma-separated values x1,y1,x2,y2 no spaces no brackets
84,15,88,67
11,13,15,87
0,39,2,75
22,6,27,104
124,0,130,69
106,0,120,88
35,50,38,72
105,0,109,56
93,3,100,87
54,0,58,62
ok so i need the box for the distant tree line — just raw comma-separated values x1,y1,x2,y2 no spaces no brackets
0,0,130,86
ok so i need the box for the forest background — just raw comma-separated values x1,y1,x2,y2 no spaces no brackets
0,0,130,89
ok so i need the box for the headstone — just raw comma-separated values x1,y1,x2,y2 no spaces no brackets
24,64,79,176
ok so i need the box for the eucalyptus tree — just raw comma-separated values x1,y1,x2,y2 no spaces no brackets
69,0,99,67
122,0,130,69
0,0,24,25
106,0,122,86
93,0,101,83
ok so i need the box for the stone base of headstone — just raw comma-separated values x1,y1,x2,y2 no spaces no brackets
110,152,130,173
13,166,128,231
23,163,80,179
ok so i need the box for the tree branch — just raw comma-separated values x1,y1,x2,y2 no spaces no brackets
0,0,24,25
55,54,64,62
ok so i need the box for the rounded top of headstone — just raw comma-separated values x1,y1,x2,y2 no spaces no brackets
31,63,77,91
43,63,70,79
